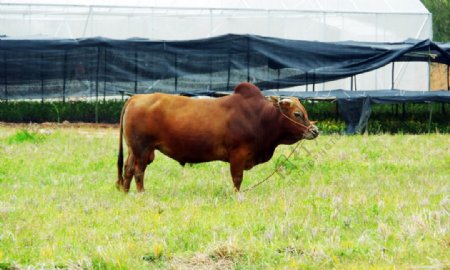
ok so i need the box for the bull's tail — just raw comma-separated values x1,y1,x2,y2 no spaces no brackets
117,99,129,188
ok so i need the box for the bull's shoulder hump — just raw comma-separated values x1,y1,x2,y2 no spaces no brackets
233,82,265,99
126,93,171,111
130,93,187,103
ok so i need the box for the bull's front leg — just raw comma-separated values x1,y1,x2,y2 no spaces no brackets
229,149,248,194
230,162,244,192
230,160,245,202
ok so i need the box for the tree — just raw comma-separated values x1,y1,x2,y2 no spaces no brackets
421,0,450,42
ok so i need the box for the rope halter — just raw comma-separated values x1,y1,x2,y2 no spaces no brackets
277,100,315,136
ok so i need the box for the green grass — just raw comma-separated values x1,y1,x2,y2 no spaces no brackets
0,126,449,269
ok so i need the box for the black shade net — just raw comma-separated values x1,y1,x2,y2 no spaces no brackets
0,34,449,100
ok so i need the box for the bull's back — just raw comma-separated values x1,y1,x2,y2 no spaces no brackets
123,93,231,163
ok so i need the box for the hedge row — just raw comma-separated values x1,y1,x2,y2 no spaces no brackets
0,100,447,134
306,102,449,134
0,100,123,124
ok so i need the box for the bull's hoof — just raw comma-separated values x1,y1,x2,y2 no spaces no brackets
115,181,123,191
236,192,245,202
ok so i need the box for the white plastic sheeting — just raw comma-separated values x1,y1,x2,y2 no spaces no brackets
0,0,433,91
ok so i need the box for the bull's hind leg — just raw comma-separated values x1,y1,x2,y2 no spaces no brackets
134,150,155,193
116,176,123,190
122,152,135,192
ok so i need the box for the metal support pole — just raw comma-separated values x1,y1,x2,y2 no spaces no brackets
402,103,406,119
226,53,231,91
428,47,431,92
276,69,280,92
350,76,353,91
391,62,395,90
246,37,250,83
335,102,339,121
103,48,107,102
89,55,94,98
354,75,357,91
134,50,138,93
62,51,67,103
2,53,8,103
40,54,44,104
95,47,100,123
312,72,316,92
305,72,308,92
391,62,395,114
427,46,433,132
209,56,213,90
174,53,178,92
428,102,433,133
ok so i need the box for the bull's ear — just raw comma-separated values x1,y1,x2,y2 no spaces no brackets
278,98,293,108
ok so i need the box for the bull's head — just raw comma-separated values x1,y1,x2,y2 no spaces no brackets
268,96,319,140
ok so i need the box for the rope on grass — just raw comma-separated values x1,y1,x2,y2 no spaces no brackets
241,140,305,193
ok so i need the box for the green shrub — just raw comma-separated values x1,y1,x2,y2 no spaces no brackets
7,130,46,144
0,100,124,124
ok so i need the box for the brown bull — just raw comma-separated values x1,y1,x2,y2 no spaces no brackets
116,82,319,192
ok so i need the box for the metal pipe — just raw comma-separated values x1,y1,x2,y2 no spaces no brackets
402,103,406,119
226,52,231,91
134,50,138,93
103,48,107,102
62,51,67,103
40,53,44,103
209,56,213,90
428,46,431,92
276,69,280,92
174,53,178,92
391,62,395,90
350,76,353,91
305,72,308,92
95,47,100,123
246,36,250,82
312,72,315,92
3,53,7,103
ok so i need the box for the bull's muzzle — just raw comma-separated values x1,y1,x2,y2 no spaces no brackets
304,124,319,140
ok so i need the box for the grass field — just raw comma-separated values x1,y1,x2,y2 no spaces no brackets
0,124,449,269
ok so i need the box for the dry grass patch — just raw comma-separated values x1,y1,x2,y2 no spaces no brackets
169,242,243,270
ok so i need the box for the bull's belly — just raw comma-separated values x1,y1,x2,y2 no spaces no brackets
156,141,228,165
160,151,229,165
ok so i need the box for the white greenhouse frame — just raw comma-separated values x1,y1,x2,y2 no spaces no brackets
0,1,433,91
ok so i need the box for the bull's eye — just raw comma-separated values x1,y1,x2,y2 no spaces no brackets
294,112,302,117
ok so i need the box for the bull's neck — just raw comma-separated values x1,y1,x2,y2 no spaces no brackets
267,105,303,146
254,106,290,163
